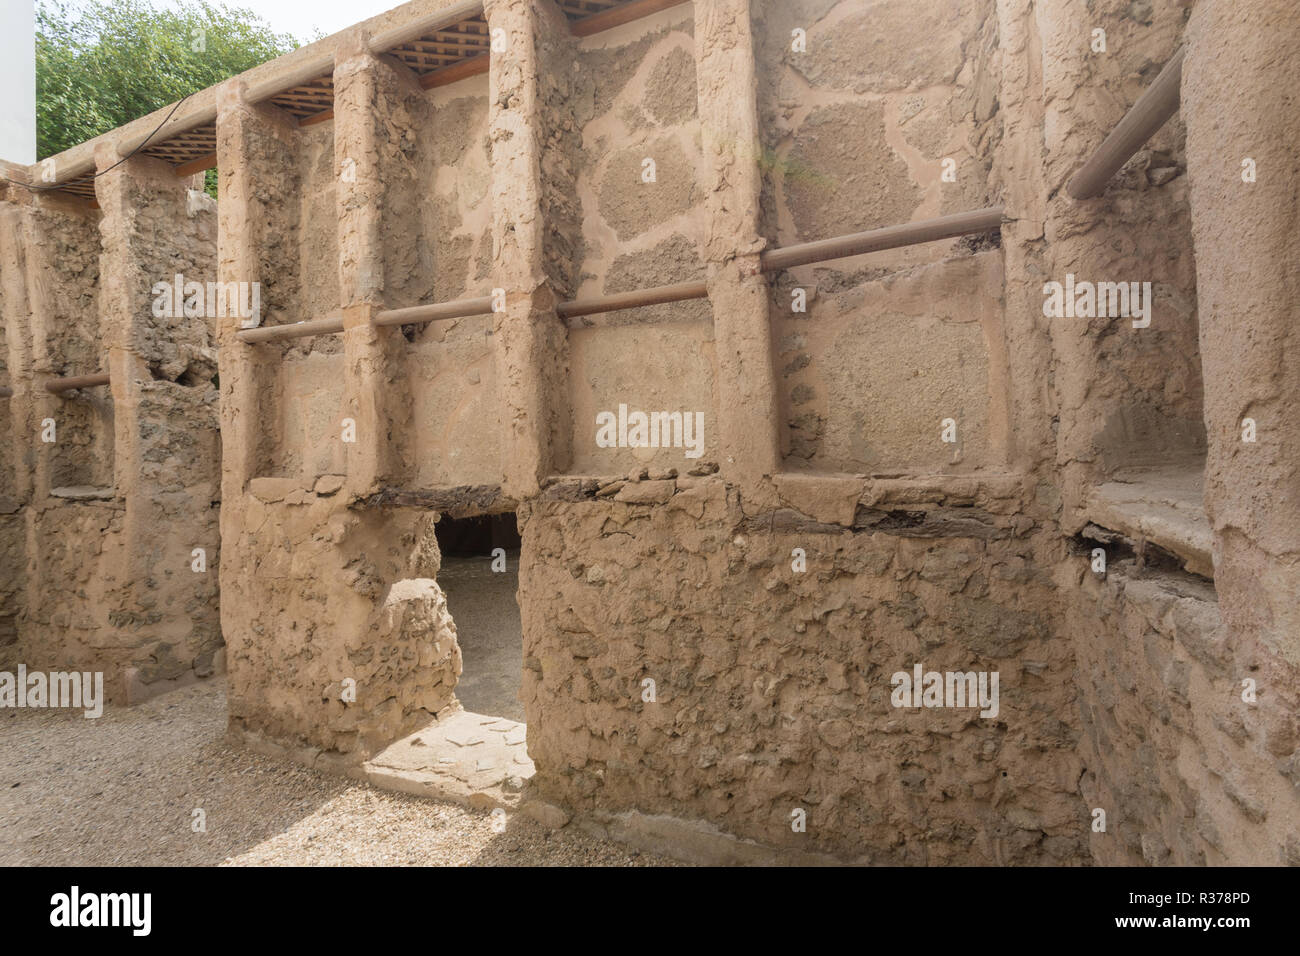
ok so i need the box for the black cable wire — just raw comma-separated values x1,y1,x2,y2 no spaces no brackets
2,92,194,194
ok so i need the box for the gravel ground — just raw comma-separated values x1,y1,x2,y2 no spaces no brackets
0,679,679,867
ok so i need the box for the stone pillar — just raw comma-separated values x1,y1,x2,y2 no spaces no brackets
0,195,35,504
0,190,33,658
92,147,223,700
93,146,165,503
484,0,572,499
214,79,296,723
1184,0,1300,663
992,0,1055,479
333,33,417,494
694,0,779,502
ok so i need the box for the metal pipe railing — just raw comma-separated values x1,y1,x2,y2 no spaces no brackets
45,373,110,395
758,207,1004,273
236,314,345,344
557,280,709,320
236,207,1005,341
235,298,497,344
373,296,495,328
1066,47,1184,201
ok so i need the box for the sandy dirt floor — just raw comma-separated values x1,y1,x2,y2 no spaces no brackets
0,678,678,867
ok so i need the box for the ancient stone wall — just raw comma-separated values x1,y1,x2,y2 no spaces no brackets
10,0,1299,865
489,1,1084,863
520,475,1085,863
215,38,456,762
1071,558,1299,865
0,157,222,703
0,227,17,649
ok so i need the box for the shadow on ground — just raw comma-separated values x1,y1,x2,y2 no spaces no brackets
0,678,680,866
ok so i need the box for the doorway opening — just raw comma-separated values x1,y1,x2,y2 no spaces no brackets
433,512,523,722
363,509,532,808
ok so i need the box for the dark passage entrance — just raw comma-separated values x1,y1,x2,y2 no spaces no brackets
434,513,521,556
433,513,524,722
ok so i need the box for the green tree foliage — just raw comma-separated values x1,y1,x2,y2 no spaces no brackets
37,0,302,160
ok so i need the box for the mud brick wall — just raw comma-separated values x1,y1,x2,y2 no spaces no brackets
258,118,345,483
97,158,222,696
221,483,459,764
203,0,1298,863
1047,0,1298,867
520,476,1086,864
1071,561,1299,865
16,0,1300,865
511,0,1084,864
0,157,221,703
1,193,105,667
24,199,112,492
215,24,486,763
0,229,17,649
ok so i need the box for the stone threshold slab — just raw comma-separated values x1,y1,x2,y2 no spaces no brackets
362,708,534,811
